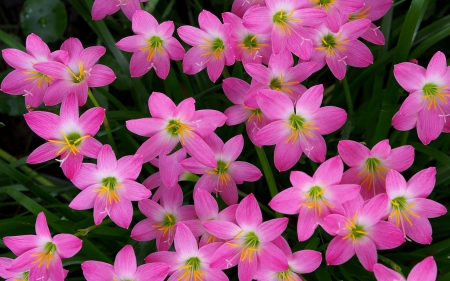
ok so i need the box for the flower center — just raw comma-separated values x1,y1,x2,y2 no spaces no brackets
349,7,371,21
272,9,302,36
48,130,90,156
152,212,176,238
315,33,349,57
269,73,300,95
15,271,29,281
237,34,268,56
311,0,335,11
284,114,319,144
198,37,225,59
276,269,294,281
179,257,206,281
94,176,123,204
165,119,194,145
31,242,57,269
357,157,389,191
389,196,420,227
23,70,54,89
240,231,260,262
343,212,367,242
243,106,263,122
66,61,89,83
301,185,334,216
206,160,232,185
140,35,165,61
421,83,450,110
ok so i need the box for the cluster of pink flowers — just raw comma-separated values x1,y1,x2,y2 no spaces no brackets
1,0,448,280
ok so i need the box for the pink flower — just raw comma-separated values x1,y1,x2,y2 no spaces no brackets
69,144,151,228
82,245,169,281
145,223,229,281
223,77,271,145
193,189,238,247
231,0,265,18
310,19,373,80
324,194,405,271
374,256,437,281
1,33,68,109
91,0,147,21
269,156,360,241
178,10,235,82
244,49,317,101
254,236,322,281
34,38,116,106
116,10,185,79
3,212,82,281
243,0,326,59
223,12,272,65
182,133,262,205
126,92,226,167
204,194,289,281
392,51,450,144
338,139,414,200
385,168,447,244
131,185,200,251
24,92,104,179
256,85,347,171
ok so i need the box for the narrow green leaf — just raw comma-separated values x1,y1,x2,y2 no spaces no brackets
0,29,26,51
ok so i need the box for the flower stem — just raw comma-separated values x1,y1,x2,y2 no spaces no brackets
378,254,405,278
254,145,282,218
88,89,118,154
343,77,354,115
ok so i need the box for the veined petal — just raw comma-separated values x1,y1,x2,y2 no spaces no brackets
116,35,147,52
121,180,151,201
223,77,250,105
313,156,343,185
225,105,251,125
256,218,288,242
134,263,169,281
24,111,60,140
109,200,133,229
404,216,432,244
385,170,407,198
417,108,444,145
117,155,143,180
69,184,99,210
392,110,417,131
131,218,159,241
354,237,377,271
393,63,426,93
194,188,219,221
144,251,178,273
174,223,199,257
405,167,436,198
258,242,289,271
149,92,176,119
238,251,258,281
257,89,294,121
132,10,158,36
244,63,271,85
199,9,223,32
426,51,447,81
114,245,137,278
82,261,115,281
97,145,117,175
338,140,370,166
33,61,69,80
71,163,99,189
297,207,318,242
129,50,152,77
274,139,302,172
191,109,226,137
126,118,166,137
370,221,405,249
177,26,210,46
236,194,262,229
2,48,35,69
209,241,241,269
385,145,414,172
344,40,373,68
359,194,389,227
228,161,262,183
3,235,38,256
136,131,178,162
290,250,322,274
152,50,171,80
91,0,120,20
373,263,405,281
35,212,51,239
269,187,302,215
326,237,354,266
120,0,141,21
242,6,272,34
255,120,291,146
27,142,61,164
413,198,447,218
53,234,82,258
182,132,217,168
408,256,437,281
87,64,116,87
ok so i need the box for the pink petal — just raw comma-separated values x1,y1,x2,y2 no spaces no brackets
373,263,404,281
238,253,258,281
129,51,152,77
224,105,251,125
222,135,244,163
223,77,250,105
326,237,354,266
165,37,185,61
404,217,432,244
269,187,302,215
3,235,38,256
405,167,436,198
71,163,99,189
299,131,327,163
24,111,60,140
426,51,447,80
236,194,262,229
326,184,361,205
194,188,218,220
290,250,322,274
114,245,136,278
1,70,33,95
174,223,198,257
274,139,302,171
80,46,105,69
121,180,151,201
257,89,293,121
192,110,227,137
126,118,166,138
53,234,82,258
131,218,159,241
256,218,288,242
120,0,141,21
203,221,241,241
2,48,35,69
408,256,437,281
322,214,348,236
144,252,178,273
393,63,426,93
206,55,225,83
87,64,116,87
297,207,318,241
209,242,241,269
109,200,133,229
201,267,228,281
258,242,290,272
35,212,51,239
117,155,143,180
26,33,50,60
313,156,343,185
338,140,370,166
116,35,147,52
136,131,177,162
313,106,347,135
326,54,347,80
27,142,60,164
152,51,171,79
149,92,176,120
385,170,407,198
290,171,314,187
417,108,444,145
7,248,41,272
228,161,262,183
97,145,117,175
198,9,223,32
392,110,417,131
242,6,272,34
182,132,217,168
385,145,414,172
61,151,83,180
359,194,389,226
134,263,169,281
132,10,158,36
244,63,271,85
361,24,386,45
78,137,102,159
173,97,195,121
413,198,447,218
344,40,373,68
160,184,183,211
254,120,291,146
138,199,165,220
33,61,68,80
91,0,119,20
296,85,324,115
372,140,391,159
69,184,99,210
354,237,377,271
371,221,405,249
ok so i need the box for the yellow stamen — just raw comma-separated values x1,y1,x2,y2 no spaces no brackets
48,130,90,156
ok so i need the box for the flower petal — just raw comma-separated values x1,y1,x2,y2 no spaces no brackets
82,261,115,281
236,194,262,229
53,234,82,258
408,256,437,281
114,245,136,278
325,237,354,266
354,237,377,271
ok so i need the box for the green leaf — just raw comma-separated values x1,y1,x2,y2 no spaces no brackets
20,0,67,42
0,29,26,51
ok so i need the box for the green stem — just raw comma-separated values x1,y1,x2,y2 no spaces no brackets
343,77,354,115
254,146,281,218
378,255,405,278
88,89,118,154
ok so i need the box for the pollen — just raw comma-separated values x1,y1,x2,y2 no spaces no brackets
198,37,225,59
421,83,450,110
343,212,367,243
301,185,334,216
389,196,420,227
269,73,300,95
315,33,349,57
272,9,303,36
66,61,88,83
31,242,57,269
178,257,206,281
237,34,268,56
357,157,389,191
311,0,336,12
165,119,194,145
284,114,319,145
152,212,176,237
206,160,232,185
140,35,165,61
94,176,123,204
48,130,90,157
23,70,54,89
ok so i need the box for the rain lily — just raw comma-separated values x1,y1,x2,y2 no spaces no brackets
126,91,226,166
116,10,185,79
34,37,116,106
310,19,373,80
223,77,271,146
69,144,151,228
181,133,262,205
24,92,104,179
244,49,317,101
3,212,82,281
254,236,322,281
338,139,414,200
385,168,447,244
255,85,347,171
1,33,68,109
223,12,271,65
131,184,200,251
243,0,327,59
392,51,450,145
231,0,265,18
91,0,147,21
178,10,235,82
145,223,229,281
82,245,169,281
204,194,289,281
0,258,29,281
193,188,238,247
373,256,437,281
269,156,360,241
324,194,405,271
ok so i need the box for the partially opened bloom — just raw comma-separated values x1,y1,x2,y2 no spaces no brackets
269,156,360,241
131,184,200,251
310,19,373,80
204,194,289,281
338,139,414,200
181,133,262,205
324,194,405,271
254,236,322,281
374,256,437,281
91,0,147,21
82,245,169,281
232,0,265,18
116,10,185,79
1,33,68,109
256,85,347,171
385,168,447,244
3,212,82,281
69,144,151,228
146,223,229,281
392,51,450,144
34,38,116,106
178,10,235,82
126,92,226,167
24,92,104,179
243,0,327,59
